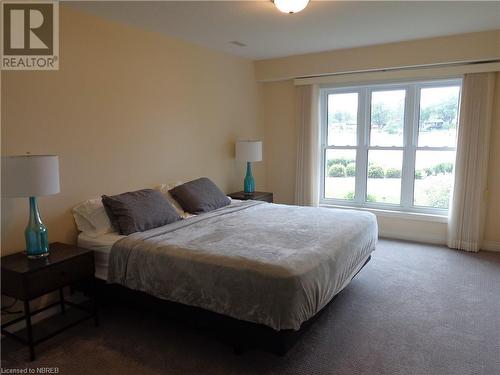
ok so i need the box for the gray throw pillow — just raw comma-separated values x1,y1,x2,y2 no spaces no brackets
102,189,181,235
169,177,230,214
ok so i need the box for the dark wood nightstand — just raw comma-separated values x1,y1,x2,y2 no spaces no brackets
228,191,273,203
1,243,98,361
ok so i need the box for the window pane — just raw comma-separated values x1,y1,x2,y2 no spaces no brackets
418,86,460,147
414,151,455,208
370,90,405,146
366,150,403,204
325,149,357,200
327,93,358,146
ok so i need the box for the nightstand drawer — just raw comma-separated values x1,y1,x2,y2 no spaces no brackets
25,253,94,298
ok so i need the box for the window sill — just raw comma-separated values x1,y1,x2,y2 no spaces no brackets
319,204,448,223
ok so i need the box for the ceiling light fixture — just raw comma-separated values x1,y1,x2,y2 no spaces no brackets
273,0,310,14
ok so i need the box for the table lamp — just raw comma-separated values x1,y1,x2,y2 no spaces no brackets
235,140,262,194
2,155,60,258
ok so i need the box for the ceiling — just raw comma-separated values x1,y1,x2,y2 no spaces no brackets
69,1,500,60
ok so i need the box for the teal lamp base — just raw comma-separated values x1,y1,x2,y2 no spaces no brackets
25,197,50,259
244,162,255,194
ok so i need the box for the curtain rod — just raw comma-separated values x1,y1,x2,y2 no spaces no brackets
294,59,500,86
294,59,500,81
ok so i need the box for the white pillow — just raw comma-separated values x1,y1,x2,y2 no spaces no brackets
72,198,114,237
73,212,95,234
155,182,195,219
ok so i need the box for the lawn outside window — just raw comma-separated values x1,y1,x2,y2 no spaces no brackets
319,79,462,216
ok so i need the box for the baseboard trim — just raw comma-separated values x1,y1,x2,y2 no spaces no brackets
379,231,500,252
481,241,500,252
378,230,446,245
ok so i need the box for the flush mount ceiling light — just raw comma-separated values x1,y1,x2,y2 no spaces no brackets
273,0,310,14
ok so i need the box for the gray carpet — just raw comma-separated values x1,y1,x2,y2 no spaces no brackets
2,239,500,375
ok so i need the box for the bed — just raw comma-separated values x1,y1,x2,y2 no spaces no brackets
78,200,377,340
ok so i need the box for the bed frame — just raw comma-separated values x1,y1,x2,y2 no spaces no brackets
93,255,371,356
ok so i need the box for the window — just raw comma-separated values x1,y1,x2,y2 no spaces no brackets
320,79,461,215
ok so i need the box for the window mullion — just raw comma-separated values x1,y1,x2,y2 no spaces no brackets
319,90,328,202
355,88,369,204
401,85,417,209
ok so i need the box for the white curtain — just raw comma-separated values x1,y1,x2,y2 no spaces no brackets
448,72,496,252
295,84,320,206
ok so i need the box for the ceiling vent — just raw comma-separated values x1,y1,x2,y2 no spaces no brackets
229,41,247,47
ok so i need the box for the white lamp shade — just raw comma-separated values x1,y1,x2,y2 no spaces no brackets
236,141,262,162
2,155,60,197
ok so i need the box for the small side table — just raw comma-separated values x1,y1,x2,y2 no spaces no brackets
228,191,273,203
1,242,98,361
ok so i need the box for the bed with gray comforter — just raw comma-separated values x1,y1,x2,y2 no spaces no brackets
108,201,378,331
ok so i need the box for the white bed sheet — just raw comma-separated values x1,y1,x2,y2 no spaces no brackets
77,232,125,280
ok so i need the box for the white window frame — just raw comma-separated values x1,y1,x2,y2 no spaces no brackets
319,78,462,216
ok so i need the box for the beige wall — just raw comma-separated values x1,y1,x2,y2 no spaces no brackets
1,7,265,255
256,30,500,82
262,80,297,204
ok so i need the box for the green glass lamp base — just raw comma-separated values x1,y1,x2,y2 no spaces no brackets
244,162,255,194
25,197,50,259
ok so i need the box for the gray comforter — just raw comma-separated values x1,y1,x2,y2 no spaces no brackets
108,201,378,331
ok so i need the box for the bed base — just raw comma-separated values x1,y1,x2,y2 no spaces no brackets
94,255,371,356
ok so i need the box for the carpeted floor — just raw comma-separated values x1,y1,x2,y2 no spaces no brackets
2,239,500,375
